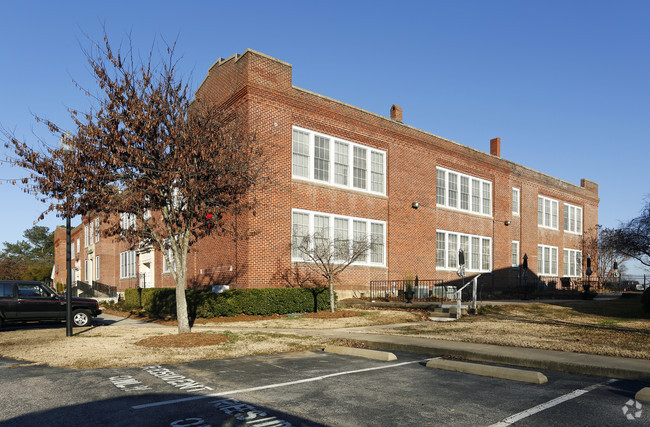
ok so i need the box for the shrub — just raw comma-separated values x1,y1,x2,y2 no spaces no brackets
124,287,335,319
124,288,142,310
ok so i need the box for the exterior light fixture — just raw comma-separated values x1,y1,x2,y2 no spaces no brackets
504,220,511,226
411,202,420,209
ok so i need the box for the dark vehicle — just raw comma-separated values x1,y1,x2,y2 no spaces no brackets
0,280,101,328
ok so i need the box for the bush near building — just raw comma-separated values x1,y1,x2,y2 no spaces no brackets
124,287,335,318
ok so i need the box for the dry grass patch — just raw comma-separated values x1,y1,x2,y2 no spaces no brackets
375,302,650,359
0,326,328,369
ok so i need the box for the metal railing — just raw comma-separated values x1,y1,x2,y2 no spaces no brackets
369,279,446,302
455,274,480,319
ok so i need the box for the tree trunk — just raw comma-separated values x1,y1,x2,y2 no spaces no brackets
329,276,335,313
175,270,191,333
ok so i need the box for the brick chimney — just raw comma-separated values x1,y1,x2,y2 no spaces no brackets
390,105,402,122
490,137,501,157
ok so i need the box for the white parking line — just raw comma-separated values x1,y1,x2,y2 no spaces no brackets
489,379,617,426
132,359,433,410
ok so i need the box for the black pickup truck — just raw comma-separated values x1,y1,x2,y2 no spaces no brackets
0,280,102,328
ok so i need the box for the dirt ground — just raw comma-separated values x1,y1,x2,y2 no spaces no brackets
0,309,422,369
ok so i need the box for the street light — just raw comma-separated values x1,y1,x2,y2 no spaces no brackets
60,132,74,337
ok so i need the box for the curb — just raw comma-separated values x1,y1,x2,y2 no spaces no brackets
426,359,548,384
323,345,397,361
636,387,650,403
351,339,650,380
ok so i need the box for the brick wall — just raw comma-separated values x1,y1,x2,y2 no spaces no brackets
54,49,599,297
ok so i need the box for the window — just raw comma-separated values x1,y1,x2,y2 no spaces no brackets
85,260,90,281
120,250,136,279
436,167,492,216
436,232,446,268
334,218,349,261
71,241,75,259
512,241,520,267
292,126,385,195
371,152,384,193
353,146,367,190
512,188,520,215
334,141,349,186
563,249,582,277
292,129,309,178
84,225,89,247
537,244,558,276
460,176,469,211
564,203,583,234
291,209,385,266
436,170,446,206
313,135,330,182
371,223,385,264
94,218,100,243
291,212,309,259
0,284,12,297
538,196,558,229
482,182,492,215
448,173,458,209
436,230,491,272
353,220,368,263
162,241,175,273
76,239,80,253
314,215,330,251
95,256,100,280
120,212,136,230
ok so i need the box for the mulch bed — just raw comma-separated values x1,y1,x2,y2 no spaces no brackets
135,332,230,348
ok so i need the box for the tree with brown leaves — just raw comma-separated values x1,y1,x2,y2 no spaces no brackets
4,34,265,333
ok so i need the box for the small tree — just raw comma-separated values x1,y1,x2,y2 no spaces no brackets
582,225,628,284
4,33,265,333
603,199,650,270
292,231,372,312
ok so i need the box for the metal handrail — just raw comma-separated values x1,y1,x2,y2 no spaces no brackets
455,274,481,319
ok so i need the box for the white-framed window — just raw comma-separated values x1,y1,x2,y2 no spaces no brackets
94,218,100,243
436,230,491,272
84,225,89,247
162,241,176,274
84,259,90,281
291,209,386,266
95,256,100,280
436,167,492,216
512,241,520,267
119,250,136,279
89,220,94,245
76,238,80,253
537,244,558,276
512,188,520,215
563,203,583,234
563,249,582,277
71,241,75,259
291,126,386,195
538,196,559,229
120,212,136,230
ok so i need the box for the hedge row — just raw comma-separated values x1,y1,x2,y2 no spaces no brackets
123,287,335,318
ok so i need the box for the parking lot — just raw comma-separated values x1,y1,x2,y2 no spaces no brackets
1,349,648,426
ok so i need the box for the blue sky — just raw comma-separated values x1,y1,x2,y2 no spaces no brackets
1,1,649,274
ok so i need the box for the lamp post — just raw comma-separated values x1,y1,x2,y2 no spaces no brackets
60,132,74,337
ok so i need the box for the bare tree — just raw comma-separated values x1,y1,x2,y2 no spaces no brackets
602,199,650,270
292,231,372,312
583,225,628,283
4,33,266,333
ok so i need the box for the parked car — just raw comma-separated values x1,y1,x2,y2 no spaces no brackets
620,280,648,292
0,280,102,328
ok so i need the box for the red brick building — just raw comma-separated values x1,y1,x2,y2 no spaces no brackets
53,50,599,297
